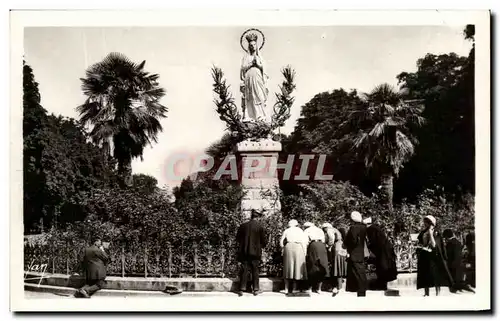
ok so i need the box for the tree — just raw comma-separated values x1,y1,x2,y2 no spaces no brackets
396,26,474,198
283,89,377,194
77,52,168,187
340,84,425,211
23,61,49,232
205,132,236,160
28,114,117,230
463,24,475,42
290,90,362,154
132,173,159,195
23,61,118,233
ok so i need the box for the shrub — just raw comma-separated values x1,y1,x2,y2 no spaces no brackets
24,182,474,277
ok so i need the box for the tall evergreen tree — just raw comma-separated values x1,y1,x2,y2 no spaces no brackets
23,61,48,232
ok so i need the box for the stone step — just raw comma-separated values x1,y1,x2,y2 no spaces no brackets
24,283,175,298
24,271,416,293
26,282,471,299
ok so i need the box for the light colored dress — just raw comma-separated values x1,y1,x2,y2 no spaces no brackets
280,227,308,280
240,53,268,121
331,228,348,277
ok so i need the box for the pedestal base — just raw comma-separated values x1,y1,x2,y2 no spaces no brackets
236,138,282,220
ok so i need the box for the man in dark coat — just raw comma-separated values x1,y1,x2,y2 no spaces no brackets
236,209,267,296
74,237,109,298
443,229,475,293
464,232,475,289
364,216,398,290
344,211,368,297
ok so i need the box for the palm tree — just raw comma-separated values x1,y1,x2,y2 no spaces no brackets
77,52,167,187
341,83,425,211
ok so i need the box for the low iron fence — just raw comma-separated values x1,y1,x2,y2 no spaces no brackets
24,236,418,278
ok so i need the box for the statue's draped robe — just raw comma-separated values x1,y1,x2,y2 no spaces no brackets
240,53,268,121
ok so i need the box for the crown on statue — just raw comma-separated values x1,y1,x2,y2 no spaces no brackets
245,32,258,42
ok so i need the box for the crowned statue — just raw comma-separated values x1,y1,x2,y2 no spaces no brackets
211,28,296,220
240,30,269,122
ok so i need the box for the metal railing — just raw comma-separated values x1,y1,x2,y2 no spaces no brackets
24,237,417,278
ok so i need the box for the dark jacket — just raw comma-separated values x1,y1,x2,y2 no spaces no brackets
344,223,367,263
83,245,109,281
236,219,267,261
464,243,475,287
366,223,398,282
445,237,464,285
416,230,452,289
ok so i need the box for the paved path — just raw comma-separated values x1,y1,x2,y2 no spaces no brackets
25,288,475,299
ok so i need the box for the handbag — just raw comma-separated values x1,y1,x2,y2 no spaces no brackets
336,240,348,257
337,248,348,257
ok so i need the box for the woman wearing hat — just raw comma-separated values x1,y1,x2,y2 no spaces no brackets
416,215,451,296
280,219,308,295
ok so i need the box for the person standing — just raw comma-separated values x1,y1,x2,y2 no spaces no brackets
322,223,347,296
280,219,308,295
303,222,330,294
443,229,475,293
464,232,475,289
416,215,451,296
74,237,109,298
364,216,398,291
236,209,267,296
344,211,368,297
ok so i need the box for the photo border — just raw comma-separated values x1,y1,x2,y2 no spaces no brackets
10,9,491,312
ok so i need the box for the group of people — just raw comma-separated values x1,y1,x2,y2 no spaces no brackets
236,210,476,298
279,219,346,296
235,209,399,297
416,215,475,296
70,210,475,299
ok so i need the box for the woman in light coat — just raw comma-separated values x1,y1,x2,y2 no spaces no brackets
280,219,308,295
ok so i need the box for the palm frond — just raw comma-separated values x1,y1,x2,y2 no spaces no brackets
368,122,385,138
89,120,117,144
77,100,100,124
394,100,426,128
391,131,415,175
353,131,369,149
136,60,146,70
395,131,414,158
365,83,401,105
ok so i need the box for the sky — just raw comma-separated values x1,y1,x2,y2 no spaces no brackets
24,26,472,188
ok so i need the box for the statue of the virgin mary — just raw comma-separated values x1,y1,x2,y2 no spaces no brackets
240,31,269,122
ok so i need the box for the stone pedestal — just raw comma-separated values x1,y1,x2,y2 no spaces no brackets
235,138,282,220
